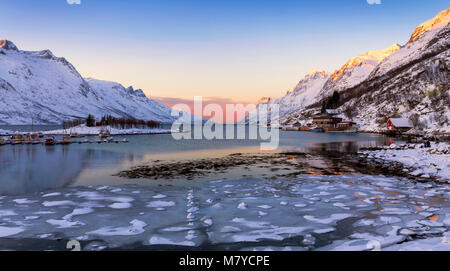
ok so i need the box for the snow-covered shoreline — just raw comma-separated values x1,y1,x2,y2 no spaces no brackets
42,125,176,135
358,142,449,182
0,129,13,135
0,125,178,136
357,126,450,135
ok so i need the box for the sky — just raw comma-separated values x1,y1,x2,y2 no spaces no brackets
0,0,448,121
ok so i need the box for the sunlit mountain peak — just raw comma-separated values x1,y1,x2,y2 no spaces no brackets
409,8,450,43
331,43,401,81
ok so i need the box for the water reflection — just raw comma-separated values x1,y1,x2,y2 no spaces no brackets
0,125,392,196
0,145,127,196
281,138,390,154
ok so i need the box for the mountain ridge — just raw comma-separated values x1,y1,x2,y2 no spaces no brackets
282,22,449,132
0,40,177,125
409,8,450,43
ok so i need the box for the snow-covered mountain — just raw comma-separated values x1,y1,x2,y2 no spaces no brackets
408,8,450,43
247,8,449,133
339,20,450,132
316,43,401,100
245,70,330,124
245,43,400,125
244,42,399,124
0,41,176,124
279,8,450,133
279,70,331,112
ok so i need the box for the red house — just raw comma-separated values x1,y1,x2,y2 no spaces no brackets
387,118,413,132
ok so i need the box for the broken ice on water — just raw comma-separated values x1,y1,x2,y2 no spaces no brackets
0,174,449,251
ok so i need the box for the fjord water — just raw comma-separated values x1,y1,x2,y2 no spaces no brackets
1,125,449,251
0,125,386,195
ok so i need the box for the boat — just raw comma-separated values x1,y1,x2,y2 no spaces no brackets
60,136,71,145
44,136,57,146
98,127,111,139
10,133,25,144
37,132,44,138
310,126,323,132
23,133,32,144
30,133,41,144
0,137,8,145
23,134,33,144
70,131,85,138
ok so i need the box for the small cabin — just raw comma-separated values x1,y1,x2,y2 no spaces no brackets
387,118,413,132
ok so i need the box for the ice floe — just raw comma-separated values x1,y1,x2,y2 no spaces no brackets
147,201,175,208
0,226,24,237
0,173,449,251
304,214,354,224
88,220,147,236
13,199,38,204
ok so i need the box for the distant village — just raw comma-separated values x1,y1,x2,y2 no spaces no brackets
281,109,416,135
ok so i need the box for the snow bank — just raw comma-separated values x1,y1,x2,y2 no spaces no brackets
0,129,13,135
42,124,174,135
359,142,450,182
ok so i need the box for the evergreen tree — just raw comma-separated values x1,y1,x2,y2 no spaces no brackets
321,101,327,113
324,91,341,110
331,91,340,107
86,114,95,127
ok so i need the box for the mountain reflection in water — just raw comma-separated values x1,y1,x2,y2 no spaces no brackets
0,145,128,195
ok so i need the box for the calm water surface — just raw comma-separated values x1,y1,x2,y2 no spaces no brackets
0,125,387,196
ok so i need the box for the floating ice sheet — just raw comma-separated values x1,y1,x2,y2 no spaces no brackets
0,174,448,250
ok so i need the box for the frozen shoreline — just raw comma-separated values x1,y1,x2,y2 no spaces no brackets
0,125,177,136
357,125,450,135
358,142,449,182
43,124,176,135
